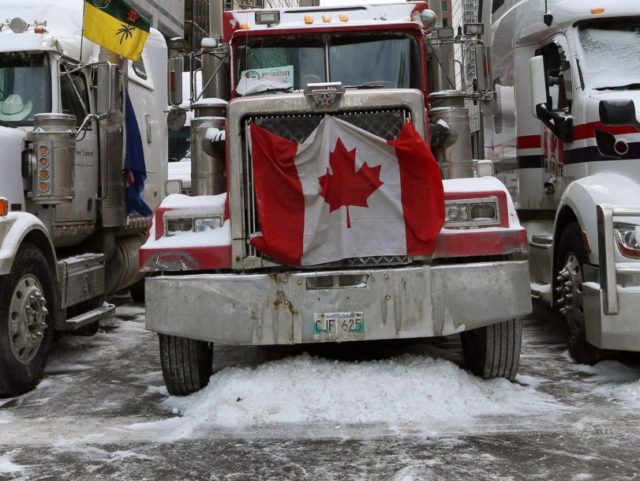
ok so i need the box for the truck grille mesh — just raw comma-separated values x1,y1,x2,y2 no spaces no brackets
242,109,412,268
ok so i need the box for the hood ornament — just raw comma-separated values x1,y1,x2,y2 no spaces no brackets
304,82,344,109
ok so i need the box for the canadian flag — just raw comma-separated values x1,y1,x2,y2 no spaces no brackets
250,116,444,266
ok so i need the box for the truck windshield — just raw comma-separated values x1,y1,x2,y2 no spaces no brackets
234,32,419,95
576,17,640,91
0,53,51,126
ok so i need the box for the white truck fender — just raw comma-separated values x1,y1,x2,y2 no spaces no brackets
0,212,56,276
556,172,640,265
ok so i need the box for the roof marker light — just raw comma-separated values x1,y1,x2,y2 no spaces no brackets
34,25,46,34
322,14,331,23
304,15,314,25
9,17,28,33
255,10,280,26
591,8,605,14
239,22,250,30
339,14,348,22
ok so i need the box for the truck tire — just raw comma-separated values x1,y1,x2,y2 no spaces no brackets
0,244,55,397
461,319,521,381
159,334,213,395
555,222,600,365
129,279,145,304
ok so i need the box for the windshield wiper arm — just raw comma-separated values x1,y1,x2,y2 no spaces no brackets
344,83,390,89
596,83,640,91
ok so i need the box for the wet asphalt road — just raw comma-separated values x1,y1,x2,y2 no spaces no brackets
1,299,640,481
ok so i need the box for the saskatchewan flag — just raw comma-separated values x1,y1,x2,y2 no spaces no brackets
83,0,150,61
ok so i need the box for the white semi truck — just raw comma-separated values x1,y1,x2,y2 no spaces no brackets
486,0,640,363
142,1,531,395
0,1,168,395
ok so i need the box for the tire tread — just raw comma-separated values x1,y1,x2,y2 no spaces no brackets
159,334,213,396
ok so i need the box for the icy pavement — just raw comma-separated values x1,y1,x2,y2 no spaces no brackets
1,300,640,480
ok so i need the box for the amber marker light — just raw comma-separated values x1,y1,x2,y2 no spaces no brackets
0,198,8,217
239,22,250,30
39,182,49,192
34,26,46,33
39,170,50,180
322,14,331,23
591,8,605,14
339,14,349,22
39,158,48,167
39,145,49,156
304,15,314,24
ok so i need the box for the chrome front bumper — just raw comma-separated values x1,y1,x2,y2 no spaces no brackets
145,260,531,345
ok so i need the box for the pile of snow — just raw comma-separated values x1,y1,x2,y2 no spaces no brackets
578,360,640,406
0,451,24,474
158,353,559,435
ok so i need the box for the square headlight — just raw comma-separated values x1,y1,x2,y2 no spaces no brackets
166,218,193,236
195,217,223,232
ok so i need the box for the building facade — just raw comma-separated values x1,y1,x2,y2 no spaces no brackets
130,0,185,39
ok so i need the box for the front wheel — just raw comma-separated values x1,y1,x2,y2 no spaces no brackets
159,334,213,396
555,222,600,365
0,244,55,397
461,319,522,381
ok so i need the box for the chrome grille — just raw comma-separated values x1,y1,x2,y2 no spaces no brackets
242,109,412,267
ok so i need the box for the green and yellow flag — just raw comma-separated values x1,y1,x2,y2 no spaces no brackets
83,0,150,61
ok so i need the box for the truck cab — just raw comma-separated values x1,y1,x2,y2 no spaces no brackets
0,1,168,396
142,2,531,395
487,0,640,363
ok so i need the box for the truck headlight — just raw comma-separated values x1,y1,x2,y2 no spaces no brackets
614,222,640,258
445,198,499,227
195,217,223,232
166,218,193,236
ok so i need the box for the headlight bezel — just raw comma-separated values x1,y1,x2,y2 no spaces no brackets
444,196,501,228
164,213,224,236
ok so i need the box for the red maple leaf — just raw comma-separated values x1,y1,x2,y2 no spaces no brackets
318,138,383,228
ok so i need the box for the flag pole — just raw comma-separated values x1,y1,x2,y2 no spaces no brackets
80,0,86,63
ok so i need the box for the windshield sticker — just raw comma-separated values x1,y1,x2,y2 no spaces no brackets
240,66,294,88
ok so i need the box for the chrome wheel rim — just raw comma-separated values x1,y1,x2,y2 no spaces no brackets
8,274,48,364
557,252,584,334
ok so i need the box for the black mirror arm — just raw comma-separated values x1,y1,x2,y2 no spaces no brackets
536,103,573,143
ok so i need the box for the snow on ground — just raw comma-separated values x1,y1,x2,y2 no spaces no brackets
0,450,24,474
125,353,562,441
577,360,640,407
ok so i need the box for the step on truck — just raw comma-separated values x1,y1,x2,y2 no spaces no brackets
0,0,168,396
142,1,531,395
486,0,640,364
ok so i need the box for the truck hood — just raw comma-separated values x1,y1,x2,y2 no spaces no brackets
0,127,27,208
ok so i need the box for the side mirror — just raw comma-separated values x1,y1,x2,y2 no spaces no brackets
169,56,184,107
599,99,638,127
96,62,119,116
529,56,547,118
475,45,490,93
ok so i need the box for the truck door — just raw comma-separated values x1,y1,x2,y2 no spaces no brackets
536,36,574,199
54,62,98,224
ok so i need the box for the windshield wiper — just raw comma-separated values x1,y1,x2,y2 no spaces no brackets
596,83,640,91
344,83,390,89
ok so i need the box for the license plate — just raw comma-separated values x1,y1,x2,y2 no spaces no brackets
312,312,365,340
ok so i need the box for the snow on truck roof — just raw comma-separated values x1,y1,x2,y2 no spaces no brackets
223,1,428,41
